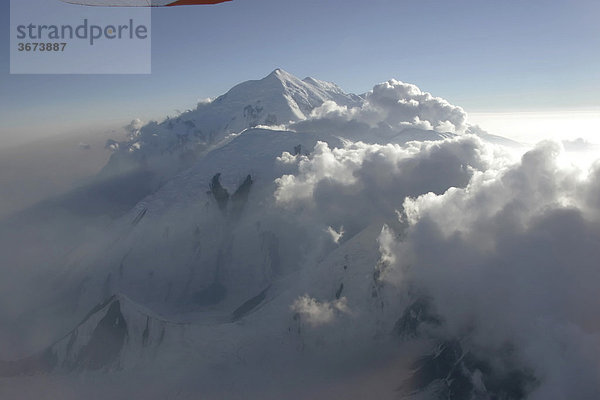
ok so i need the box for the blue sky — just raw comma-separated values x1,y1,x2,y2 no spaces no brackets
1,0,599,146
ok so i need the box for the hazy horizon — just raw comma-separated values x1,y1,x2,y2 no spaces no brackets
2,0,599,146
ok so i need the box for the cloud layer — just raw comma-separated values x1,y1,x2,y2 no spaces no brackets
274,134,600,398
388,142,600,399
274,135,493,239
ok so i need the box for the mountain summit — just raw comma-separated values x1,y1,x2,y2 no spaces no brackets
99,68,361,181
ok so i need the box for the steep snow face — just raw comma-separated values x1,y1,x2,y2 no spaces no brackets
61,128,345,318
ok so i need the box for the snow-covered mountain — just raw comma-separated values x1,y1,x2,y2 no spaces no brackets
100,69,362,182
98,68,482,185
1,70,544,400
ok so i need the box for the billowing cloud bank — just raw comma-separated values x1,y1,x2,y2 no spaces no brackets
296,79,468,135
275,136,495,239
397,142,600,399
274,136,600,398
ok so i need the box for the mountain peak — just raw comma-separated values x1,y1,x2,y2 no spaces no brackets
264,68,302,84
268,67,290,77
98,69,363,185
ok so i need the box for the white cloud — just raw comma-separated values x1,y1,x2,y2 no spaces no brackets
253,124,289,131
274,141,365,206
390,141,600,398
275,135,491,212
375,224,398,282
197,97,213,105
291,295,350,327
297,79,468,135
367,79,467,133
326,225,344,244
124,118,143,138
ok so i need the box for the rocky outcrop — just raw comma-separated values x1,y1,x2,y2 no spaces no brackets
393,297,442,340
0,295,184,376
209,173,230,213
401,340,537,400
